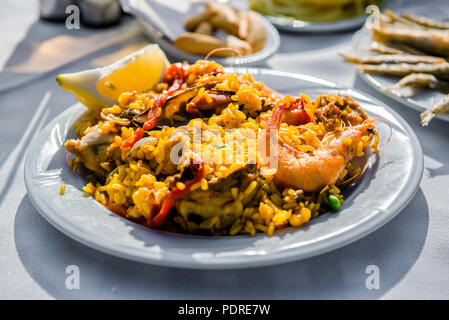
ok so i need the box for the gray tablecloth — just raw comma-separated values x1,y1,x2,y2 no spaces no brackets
1,1,448,300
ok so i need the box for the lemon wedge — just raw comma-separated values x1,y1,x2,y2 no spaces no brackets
56,44,170,111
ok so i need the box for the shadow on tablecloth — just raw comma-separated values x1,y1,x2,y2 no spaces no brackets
14,188,428,299
0,17,144,93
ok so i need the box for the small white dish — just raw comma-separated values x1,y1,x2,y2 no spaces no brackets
120,0,280,66
24,69,423,269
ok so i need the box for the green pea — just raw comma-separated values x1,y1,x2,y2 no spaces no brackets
327,195,341,211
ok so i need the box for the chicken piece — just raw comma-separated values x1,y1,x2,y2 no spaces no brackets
65,125,114,178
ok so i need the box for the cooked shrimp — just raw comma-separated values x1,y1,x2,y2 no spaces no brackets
273,121,376,192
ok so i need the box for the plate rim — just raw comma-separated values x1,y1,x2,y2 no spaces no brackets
24,68,424,269
268,14,366,33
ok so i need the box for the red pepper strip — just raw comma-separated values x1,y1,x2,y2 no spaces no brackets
143,63,186,131
163,62,187,85
283,98,311,126
142,94,169,131
66,153,72,169
150,161,205,228
123,63,187,145
120,127,145,150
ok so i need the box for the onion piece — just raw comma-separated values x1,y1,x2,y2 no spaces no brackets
126,136,158,157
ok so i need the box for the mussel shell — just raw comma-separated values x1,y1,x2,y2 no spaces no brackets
131,82,236,127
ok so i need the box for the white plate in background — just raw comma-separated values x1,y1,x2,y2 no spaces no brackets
245,0,402,33
120,0,280,66
351,0,449,122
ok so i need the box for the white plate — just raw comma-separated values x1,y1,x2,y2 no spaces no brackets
24,69,423,269
253,0,402,33
351,0,449,122
120,0,280,66
267,14,367,33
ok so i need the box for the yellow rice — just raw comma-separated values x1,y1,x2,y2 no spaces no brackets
66,60,378,236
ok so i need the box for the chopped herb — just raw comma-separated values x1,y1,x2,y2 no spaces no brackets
215,144,228,150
